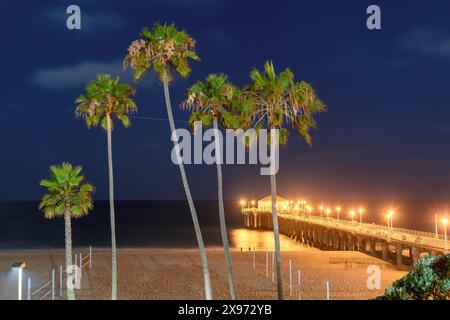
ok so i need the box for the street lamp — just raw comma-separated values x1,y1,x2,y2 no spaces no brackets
325,208,331,221
335,206,341,221
358,207,364,224
319,205,324,219
240,200,246,211
435,214,439,237
350,210,355,224
251,200,255,208
307,206,312,217
386,210,394,230
389,210,395,229
442,217,448,253
11,261,26,300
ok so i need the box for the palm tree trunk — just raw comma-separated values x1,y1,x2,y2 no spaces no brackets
213,116,236,300
64,210,75,300
270,129,283,300
162,70,213,300
106,114,118,300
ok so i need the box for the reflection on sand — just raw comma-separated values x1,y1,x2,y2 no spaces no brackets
230,228,310,251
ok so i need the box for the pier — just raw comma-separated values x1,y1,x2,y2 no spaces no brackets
242,207,448,267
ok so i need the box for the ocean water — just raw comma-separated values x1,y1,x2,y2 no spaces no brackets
0,199,447,250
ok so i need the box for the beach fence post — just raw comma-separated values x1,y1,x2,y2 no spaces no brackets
289,259,292,297
51,269,55,300
326,281,330,301
89,246,92,269
27,277,31,300
79,253,82,279
297,269,301,300
265,247,268,277
271,251,275,282
59,266,63,297
253,247,256,270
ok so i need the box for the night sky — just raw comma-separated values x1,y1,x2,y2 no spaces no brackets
1,0,450,201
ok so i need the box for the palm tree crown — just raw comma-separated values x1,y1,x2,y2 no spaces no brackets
75,74,137,130
246,61,325,144
124,22,200,83
182,73,252,130
39,163,94,218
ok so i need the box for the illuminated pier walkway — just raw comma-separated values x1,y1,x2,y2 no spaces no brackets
242,208,448,266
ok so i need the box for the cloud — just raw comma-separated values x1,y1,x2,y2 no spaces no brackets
399,27,450,57
42,6,126,34
30,60,155,90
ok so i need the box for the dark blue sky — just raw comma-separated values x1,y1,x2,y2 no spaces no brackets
1,0,450,201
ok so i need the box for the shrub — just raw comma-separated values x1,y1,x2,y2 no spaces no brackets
377,254,450,300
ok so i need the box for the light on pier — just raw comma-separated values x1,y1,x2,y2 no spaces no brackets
358,207,364,224
349,210,355,223
335,206,341,221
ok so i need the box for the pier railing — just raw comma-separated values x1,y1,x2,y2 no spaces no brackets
242,208,448,251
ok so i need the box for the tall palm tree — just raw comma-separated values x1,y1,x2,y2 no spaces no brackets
39,163,94,300
181,73,241,300
75,74,137,300
124,23,213,300
245,61,325,299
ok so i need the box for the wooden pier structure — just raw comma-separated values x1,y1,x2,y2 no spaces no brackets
242,207,448,266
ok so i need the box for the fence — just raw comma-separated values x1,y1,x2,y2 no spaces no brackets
246,246,385,300
26,246,92,300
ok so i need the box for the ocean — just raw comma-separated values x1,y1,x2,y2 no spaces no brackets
0,199,447,250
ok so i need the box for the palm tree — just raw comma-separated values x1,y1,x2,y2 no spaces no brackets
75,74,137,300
39,163,94,300
245,61,325,299
181,73,241,299
124,23,213,300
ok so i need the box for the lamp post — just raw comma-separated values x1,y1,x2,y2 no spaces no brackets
435,214,439,237
319,205,324,219
251,200,255,208
442,217,448,254
325,208,331,222
389,210,395,229
386,210,394,230
240,200,246,212
336,206,341,221
358,207,364,225
350,210,355,224
12,261,26,300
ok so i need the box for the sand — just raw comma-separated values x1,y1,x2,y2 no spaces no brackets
0,244,407,300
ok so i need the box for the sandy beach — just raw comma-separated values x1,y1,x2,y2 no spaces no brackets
0,234,407,300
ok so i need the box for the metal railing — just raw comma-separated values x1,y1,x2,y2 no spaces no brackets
26,246,93,300
242,208,447,251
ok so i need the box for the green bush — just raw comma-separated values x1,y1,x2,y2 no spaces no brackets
377,254,450,300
